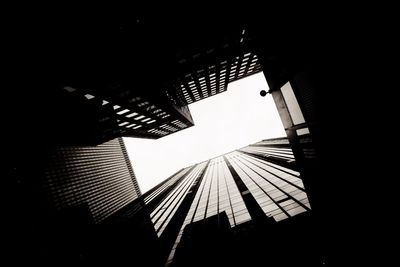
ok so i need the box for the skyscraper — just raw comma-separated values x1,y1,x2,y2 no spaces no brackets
40,137,141,223
61,85,195,141
20,14,264,145
6,137,145,265
142,137,317,266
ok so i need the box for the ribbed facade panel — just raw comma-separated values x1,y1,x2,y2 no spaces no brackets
145,138,312,266
190,157,251,226
225,151,310,221
150,163,208,237
144,167,192,205
41,138,140,223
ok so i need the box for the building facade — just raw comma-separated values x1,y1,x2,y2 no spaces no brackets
3,9,359,265
61,85,195,141
5,137,145,265
142,137,317,266
40,137,141,223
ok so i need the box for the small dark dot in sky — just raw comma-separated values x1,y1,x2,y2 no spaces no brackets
260,90,267,97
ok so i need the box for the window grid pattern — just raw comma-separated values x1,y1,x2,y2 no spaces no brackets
190,157,251,226
63,87,193,139
174,51,262,105
144,167,192,204
162,141,312,266
225,151,310,222
41,138,140,223
150,162,208,237
114,97,192,138
239,146,295,162
165,157,251,266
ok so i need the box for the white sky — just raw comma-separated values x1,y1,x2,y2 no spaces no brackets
123,73,286,193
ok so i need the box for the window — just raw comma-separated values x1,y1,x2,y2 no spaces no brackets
134,115,146,120
84,94,95,100
117,109,130,115
296,127,310,136
281,82,306,125
63,86,76,93
126,112,138,118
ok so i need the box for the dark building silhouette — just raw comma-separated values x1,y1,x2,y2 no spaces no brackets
86,195,163,266
61,84,195,141
5,137,154,265
141,138,316,266
5,9,365,266
10,13,266,145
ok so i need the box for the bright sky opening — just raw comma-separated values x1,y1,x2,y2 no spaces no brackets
123,73,286,193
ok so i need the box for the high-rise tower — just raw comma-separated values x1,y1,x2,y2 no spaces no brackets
142,137,316,266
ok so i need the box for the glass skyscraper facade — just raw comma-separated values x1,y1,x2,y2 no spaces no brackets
142,137,311,266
